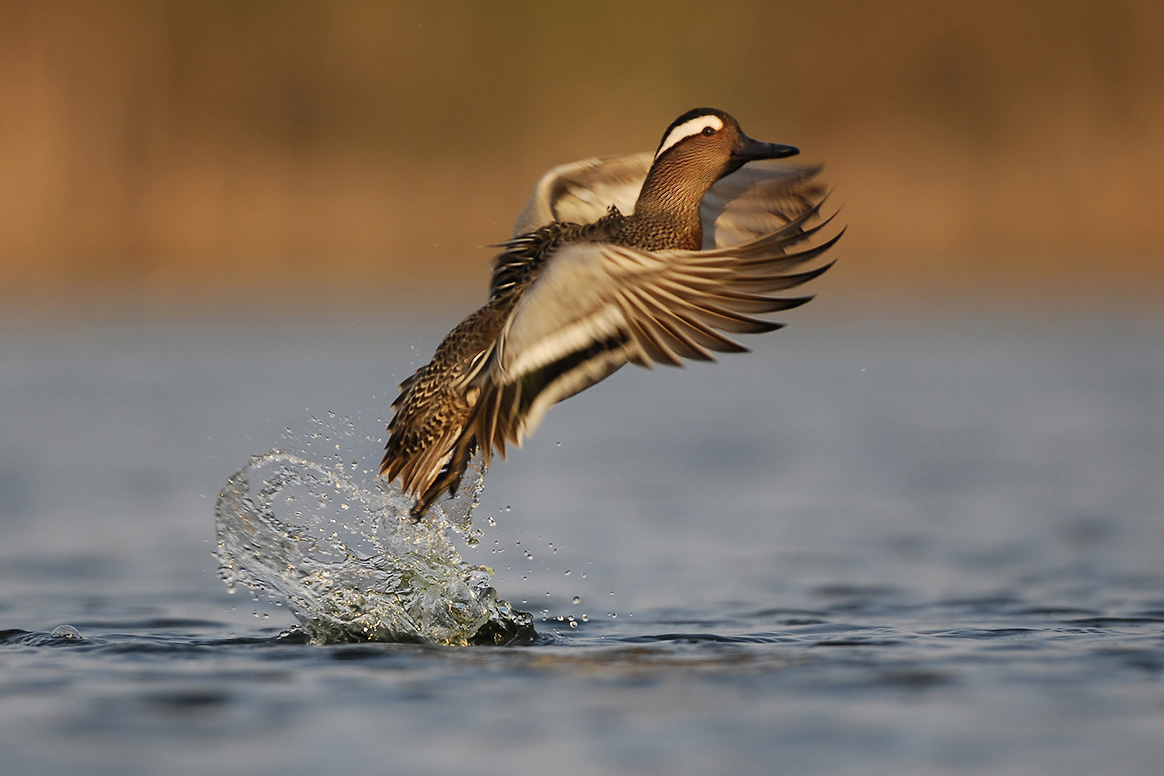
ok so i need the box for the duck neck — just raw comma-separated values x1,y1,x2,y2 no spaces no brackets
623,159,714,251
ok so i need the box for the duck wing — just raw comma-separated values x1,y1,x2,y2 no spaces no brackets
700,161,826,249
470,202,843,459
512,153,651,236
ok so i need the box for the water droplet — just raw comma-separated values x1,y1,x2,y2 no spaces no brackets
581,613,589,622
504,506,511,512
51,624,82,640
487,515,496,527
564,569,571,576
572,596,580,605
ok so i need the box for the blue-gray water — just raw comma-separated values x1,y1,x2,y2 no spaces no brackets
2,312,1163,775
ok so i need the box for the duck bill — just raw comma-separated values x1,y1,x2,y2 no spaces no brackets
731,134,800,163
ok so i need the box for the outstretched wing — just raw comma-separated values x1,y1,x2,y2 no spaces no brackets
700,161,826,249
471,201,842,459
512,153,651,236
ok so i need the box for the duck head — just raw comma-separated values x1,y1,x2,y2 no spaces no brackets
637,108,800,217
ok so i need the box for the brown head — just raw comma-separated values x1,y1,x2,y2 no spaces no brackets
631,108,800,248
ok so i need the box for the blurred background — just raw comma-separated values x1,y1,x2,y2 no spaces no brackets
2,0,1161,319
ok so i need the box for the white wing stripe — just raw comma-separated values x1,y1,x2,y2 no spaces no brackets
504,305,627,378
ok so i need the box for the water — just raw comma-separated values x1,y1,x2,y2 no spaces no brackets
215,449,533,645
2,313,1163,775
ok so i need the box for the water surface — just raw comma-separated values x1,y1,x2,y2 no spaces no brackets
1,314,1162,775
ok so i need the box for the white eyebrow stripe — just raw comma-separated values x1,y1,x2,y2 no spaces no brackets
654,115,724,159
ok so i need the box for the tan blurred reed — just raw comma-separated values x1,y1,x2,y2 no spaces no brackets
1,0,1161,314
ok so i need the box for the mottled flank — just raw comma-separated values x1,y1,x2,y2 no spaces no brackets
381,108,842,518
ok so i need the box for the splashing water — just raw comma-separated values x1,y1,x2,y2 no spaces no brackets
215,450,535,646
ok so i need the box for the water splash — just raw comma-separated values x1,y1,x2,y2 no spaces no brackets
214,450,535,646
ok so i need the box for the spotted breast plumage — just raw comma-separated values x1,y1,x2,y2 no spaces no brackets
381,108,843,519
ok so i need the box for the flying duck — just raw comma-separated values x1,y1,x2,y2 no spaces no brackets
381,108,842,519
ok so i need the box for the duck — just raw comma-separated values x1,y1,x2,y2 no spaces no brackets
381,108,843,519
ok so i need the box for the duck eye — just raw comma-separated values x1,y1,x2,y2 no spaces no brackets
701,126,717,136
